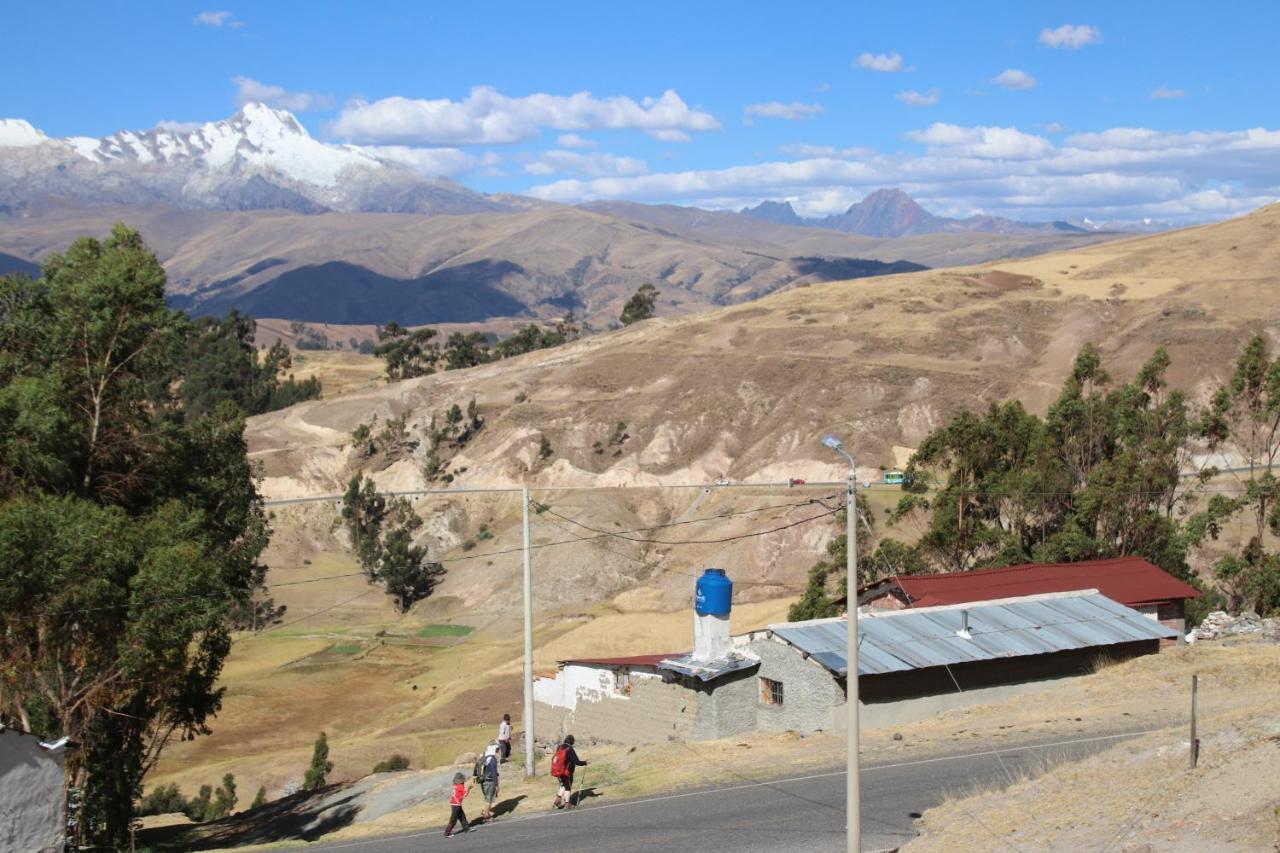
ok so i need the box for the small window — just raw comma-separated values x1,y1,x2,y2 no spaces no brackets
760,677,784,706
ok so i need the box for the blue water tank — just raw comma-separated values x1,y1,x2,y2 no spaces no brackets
695,568,733,616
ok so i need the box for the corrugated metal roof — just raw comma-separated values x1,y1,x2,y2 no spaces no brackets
873,557,1201,608
770,590,1178,677
658,652,759,682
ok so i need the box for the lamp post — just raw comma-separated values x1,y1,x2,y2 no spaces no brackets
821,434,859,853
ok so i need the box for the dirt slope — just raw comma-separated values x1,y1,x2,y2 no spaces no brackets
248,202,1280,500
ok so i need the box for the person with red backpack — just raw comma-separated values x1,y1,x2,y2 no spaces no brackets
550,734,588,809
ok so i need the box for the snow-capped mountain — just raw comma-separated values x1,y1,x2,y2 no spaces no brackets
0,104,513,214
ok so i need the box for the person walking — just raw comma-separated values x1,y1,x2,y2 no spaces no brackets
550,734,588,810
478,742,501,822
498,713,512,763
444,771,472,838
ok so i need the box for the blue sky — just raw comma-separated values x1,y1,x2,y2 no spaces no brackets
6,1,1279,222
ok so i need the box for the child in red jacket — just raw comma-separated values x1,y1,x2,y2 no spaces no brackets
445,771,472,837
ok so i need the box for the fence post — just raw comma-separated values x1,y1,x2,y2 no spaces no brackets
1189,673,1199,769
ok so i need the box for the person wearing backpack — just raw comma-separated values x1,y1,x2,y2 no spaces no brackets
477,742,501,822
550,734,587,810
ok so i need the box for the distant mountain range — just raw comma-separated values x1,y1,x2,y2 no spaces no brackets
0,107,1135,326
741,189,1092,238
0,104,528,215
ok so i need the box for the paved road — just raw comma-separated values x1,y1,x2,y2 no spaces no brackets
301,730,1155,853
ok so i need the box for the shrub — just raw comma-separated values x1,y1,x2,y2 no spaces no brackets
372,754,411,773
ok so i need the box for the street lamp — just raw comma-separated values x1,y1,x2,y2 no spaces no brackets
821,434,859,853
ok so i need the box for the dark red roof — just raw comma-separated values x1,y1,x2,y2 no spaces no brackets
887,557,1201,608
561,652,684,668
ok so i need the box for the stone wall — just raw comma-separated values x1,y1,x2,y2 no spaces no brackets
746,636,846,734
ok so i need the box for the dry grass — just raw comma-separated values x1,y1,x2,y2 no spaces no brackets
906,640,1280,852
531,597,796,669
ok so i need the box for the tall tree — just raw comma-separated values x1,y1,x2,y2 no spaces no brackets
1199,334,1280,613
619,283,658,326
373,322,439,381
340,476,444,612
897,346,1200,581
0,225,271,847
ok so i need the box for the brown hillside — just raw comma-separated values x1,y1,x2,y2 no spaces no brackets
249,202,1280,499
0,199,1119,326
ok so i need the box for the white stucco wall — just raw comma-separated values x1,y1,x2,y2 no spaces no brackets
533,664,662,711
0,730,66,853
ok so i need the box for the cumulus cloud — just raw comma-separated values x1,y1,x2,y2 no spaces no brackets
780,144,873,159
524,150,648,177
363,145,485,177
557,133,596,149
1151,86,1187,100
905,123,1053,159
194,10,241,28
994,69,1038,90
329,86,720,146
1039,24,1101,49
233,76,333,112
856,52,908,72
896,89,941,107
743,101,823,124
525,121,1280,224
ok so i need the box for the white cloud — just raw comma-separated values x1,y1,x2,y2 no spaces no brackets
815,82,832,93
856,52,908,73
1039,24,1101,49
1151,86,1187,100
557,133,596,149
649,128,693,143
1043,121,1065,133
780,144,872,159
329,86,720,146
896,89,941,107
525,121,1280,225
905,123,1053,159
743,101,824,124
233,76,333,112
194,10,240,28
994,69,1038,90
523,150,648,178
363,145,482,177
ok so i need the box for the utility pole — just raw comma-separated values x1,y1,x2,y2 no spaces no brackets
522,485,536,777
1189,673,1199,769
821,435,860,853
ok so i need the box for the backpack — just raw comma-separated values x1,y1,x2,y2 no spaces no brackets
473,754,486,781
550,744,568,778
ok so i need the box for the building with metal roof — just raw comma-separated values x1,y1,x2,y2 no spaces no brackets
771,590,1178,678
745,589,1178,730
858,556,1201,634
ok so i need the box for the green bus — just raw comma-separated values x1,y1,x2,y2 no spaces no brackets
883,470,906,485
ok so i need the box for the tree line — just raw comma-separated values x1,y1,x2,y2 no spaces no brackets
0,226,309,846
791,343,1280,622
372,282,660,383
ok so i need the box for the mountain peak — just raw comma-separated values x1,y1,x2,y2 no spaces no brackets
829,188,938,237
741,199,803,226
0,118,48,148
233,103,309,137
